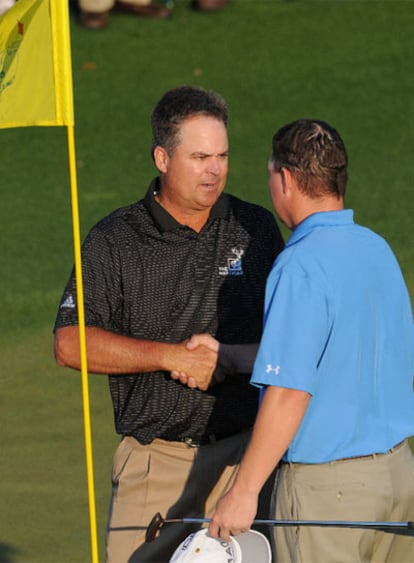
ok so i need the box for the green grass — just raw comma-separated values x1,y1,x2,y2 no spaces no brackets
1,329,116,562
1,1,414,561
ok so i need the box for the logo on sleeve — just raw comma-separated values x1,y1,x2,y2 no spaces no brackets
60,294,76,309
266,364,281,375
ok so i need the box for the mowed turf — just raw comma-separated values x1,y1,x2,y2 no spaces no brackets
1,1,413,561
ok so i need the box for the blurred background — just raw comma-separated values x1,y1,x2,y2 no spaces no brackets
1,1,413,561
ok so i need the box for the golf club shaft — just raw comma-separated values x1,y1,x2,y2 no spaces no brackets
163,517,414,536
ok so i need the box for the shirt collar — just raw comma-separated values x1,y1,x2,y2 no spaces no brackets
143,177,230,234
287,209,354,248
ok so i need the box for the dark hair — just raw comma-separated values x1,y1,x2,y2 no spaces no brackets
151,85,228,155
270,119,348,198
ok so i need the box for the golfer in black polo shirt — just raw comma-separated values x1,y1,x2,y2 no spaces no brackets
54,85,284,562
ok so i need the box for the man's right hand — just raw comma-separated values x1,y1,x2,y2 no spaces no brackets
169,341,218,391
186,333,219,352
171,334,220,391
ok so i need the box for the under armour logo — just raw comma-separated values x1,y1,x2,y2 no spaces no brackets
266,364,281,375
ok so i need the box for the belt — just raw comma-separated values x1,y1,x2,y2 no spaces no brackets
180,433,227,448
331,439,406,464
180,428,252,448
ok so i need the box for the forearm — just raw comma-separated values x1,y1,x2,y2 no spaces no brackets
218,343,259,375
208,385,311,539
54,326,217,380
232,386,311,494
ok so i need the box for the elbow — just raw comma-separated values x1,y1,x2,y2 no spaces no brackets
54,328,79,369
54,343,67,367
54,334,69,367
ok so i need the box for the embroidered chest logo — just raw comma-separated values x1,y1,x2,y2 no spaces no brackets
218,247,244,276
266,364,281,375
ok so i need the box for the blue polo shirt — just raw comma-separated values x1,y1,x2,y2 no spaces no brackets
251,210,414,463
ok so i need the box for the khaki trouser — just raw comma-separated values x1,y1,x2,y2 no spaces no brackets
106,432,256,563
272,440,414,563
79,0,151,13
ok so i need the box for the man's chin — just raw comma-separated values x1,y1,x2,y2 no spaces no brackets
198,184,224,203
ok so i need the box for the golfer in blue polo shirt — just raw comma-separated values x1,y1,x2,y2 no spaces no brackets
206,119,414,562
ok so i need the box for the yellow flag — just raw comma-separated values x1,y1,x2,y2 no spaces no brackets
0,0,74,128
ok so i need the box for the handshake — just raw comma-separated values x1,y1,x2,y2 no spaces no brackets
170,334,258,391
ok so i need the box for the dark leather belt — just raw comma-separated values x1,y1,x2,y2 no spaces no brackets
332,439,406,463
180,434,225,448
180,428,252,448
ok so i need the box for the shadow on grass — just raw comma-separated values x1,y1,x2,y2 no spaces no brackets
0,543,20,563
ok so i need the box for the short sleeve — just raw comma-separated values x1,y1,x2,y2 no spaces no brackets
251,267,330,394
54,227,122,331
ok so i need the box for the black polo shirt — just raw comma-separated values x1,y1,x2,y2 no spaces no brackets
55,178,284,444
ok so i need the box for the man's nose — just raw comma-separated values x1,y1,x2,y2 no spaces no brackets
206,157,222,175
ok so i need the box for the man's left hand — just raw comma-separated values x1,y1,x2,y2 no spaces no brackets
208,486,258,542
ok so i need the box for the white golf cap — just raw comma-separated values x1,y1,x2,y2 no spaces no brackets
169,528,272,563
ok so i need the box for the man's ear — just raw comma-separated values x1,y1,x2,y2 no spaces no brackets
153,146,169,174
281,167,295,194
280,168,288,193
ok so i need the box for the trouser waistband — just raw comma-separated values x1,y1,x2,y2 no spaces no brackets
283,440,407,466
332,439,406,463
